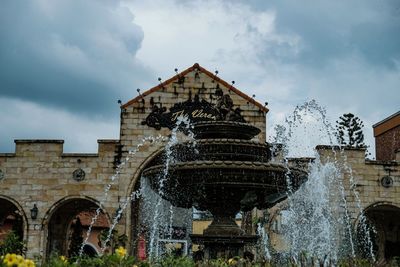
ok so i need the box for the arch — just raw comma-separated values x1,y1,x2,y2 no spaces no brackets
354,202,400,261
125,146,165,198
42,196,111,259
124,147,165,248
353,201,400,230
0,195,29,246
82,243,99,257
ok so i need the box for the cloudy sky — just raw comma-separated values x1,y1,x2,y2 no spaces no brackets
0,0,399,156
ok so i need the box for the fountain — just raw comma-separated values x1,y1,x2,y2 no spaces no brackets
141,90,308,259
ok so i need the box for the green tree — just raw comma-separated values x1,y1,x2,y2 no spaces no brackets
68,217,83,257
336,113,365,147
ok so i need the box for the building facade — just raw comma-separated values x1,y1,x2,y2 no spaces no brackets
0,63,399,262
0,64,267,259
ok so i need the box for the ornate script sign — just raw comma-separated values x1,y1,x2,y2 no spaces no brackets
142,89,245,130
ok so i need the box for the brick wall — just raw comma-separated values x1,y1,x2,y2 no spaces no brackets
375,125,400,161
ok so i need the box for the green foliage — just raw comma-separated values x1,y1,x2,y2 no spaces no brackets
0,231,26,255
155,255,195,267
0,249,385,267
98,229,127,252
336,113,365,148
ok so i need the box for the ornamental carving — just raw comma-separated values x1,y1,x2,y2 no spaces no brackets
141,89,245,130
381,176,393,188
72,168,85,182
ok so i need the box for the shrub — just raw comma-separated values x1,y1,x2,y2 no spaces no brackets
0,231,26,256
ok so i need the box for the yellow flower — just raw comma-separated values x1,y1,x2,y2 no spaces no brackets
3,253,18,267
228,258,237,265
115,246,127,258
25,259,36,267
59,255,68,263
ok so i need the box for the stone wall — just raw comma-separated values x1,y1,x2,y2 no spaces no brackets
267,146,400,260
0,139,121,257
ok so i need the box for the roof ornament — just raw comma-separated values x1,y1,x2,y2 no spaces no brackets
136,88,145,107
158,77,165,90
212,70,219,83
175,68,185,85
229,81,235,90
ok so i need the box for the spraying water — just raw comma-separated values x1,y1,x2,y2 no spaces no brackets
268,100,374,262
142,116,195,259
79,135,167,257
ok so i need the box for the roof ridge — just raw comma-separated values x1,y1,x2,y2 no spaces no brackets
122,63,268,112
372,110,400,128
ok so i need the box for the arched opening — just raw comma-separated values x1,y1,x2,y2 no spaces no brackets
128,149,193,259
82,243,99,257
0,197,26,254
46,197,110,258
356,204,400,261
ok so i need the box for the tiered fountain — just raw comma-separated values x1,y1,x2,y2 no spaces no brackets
141,89,308,259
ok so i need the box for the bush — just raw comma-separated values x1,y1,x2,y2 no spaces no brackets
0,231,26,256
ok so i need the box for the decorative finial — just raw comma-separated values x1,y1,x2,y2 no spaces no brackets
158,78,165,89
229,81,235,90
137,88,144,99
117,99,122,105
212,70,219,83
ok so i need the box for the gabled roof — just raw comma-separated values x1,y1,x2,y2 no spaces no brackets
122,63,269,113
373,111,400,137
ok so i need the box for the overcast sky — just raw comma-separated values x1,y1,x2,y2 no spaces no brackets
0,0,399,156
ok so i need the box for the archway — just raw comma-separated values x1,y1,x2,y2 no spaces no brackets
45,197,110,258
128,148,193,259
0,197,27,254
82,243,99,257
356,203,400,261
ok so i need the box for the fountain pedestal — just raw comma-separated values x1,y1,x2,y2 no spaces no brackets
191,234,258,259
143,121,307,259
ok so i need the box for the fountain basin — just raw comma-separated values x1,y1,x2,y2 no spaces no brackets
192,121,261,140
143,161,307,213
142,121,308,259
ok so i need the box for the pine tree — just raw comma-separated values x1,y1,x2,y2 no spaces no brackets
336,113,365,147
68,217,84,257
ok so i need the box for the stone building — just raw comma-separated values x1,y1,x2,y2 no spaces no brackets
267,111,400,262
0,63,399,262
0,63,267,260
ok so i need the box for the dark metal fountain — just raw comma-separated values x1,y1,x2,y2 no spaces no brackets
142,89,307,259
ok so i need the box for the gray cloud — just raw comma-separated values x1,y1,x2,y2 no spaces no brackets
245,0,400,68
0,0,153,117
1,0,399,154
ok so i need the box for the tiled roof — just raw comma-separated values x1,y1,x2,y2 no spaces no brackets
78,211,109,228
